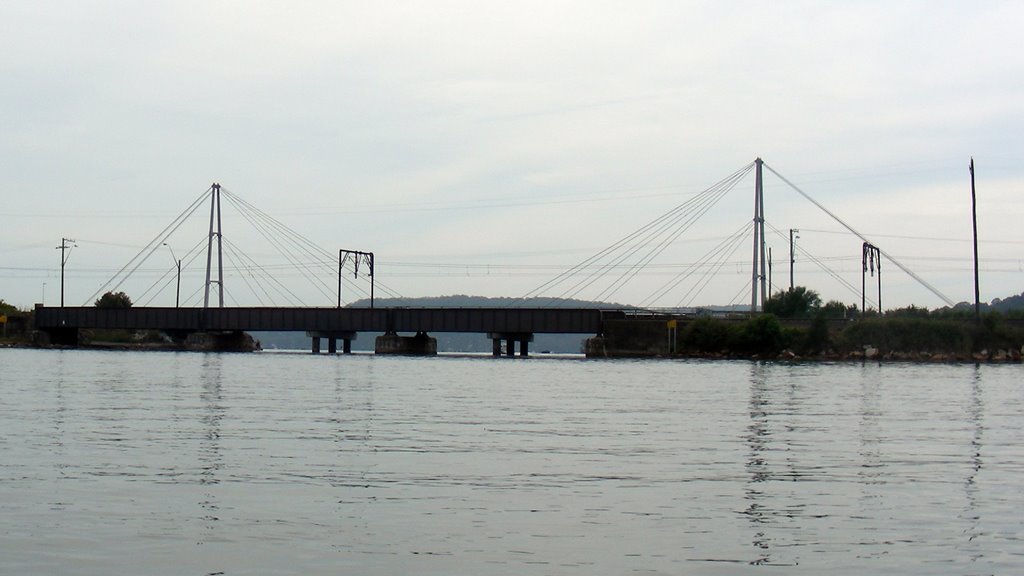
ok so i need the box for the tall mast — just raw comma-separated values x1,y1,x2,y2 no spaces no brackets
750,158,765,312
970,158,980,322
758,159,767,307
203,183,224,309
215,183,224,307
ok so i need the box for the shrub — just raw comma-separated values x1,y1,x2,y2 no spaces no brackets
680,317,738,353
740,314,786,355
799,315,831,355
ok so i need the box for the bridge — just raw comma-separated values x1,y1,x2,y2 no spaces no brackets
32,159,961,356
34,304,621,356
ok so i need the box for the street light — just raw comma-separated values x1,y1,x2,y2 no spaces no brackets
163,243,181,308
56,237,77,307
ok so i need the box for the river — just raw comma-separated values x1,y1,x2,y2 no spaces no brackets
1,349,1021,574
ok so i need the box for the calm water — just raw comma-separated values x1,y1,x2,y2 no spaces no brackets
1,349,1021,575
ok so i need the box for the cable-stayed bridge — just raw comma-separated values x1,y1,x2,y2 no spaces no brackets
34,158,960,355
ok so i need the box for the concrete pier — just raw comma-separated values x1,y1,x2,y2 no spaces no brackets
488,332,533,357
375,331,437,355
307,331,357,354
585,319,675,357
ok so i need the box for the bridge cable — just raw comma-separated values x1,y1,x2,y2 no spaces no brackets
220,189,349,297
590,167,752,304
221,192,338,301
219,189,400,302
763,162,955,307
727,278,754,308
223,197,335,303
517,162,754,306
763,224,872,307
565,162,749,301
673,222,752,308
220,242,270,306
222,237,306,306
635,221,749,309
136,236,209,306
84,187,211,305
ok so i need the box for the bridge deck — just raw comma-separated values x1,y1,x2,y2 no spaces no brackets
35,306,615,335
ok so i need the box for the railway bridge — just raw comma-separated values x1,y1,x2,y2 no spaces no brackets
34,305,631,356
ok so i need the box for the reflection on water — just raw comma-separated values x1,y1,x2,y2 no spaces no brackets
743,363,773,565
199,354,224,539
0,350,1022,575
960,365,985,564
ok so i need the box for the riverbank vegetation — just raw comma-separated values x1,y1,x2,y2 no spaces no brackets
678,287,1024,361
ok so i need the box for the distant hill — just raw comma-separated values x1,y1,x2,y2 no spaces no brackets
941,291,1024,315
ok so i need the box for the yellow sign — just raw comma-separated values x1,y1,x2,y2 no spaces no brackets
0,315,7,324
666,319,677,329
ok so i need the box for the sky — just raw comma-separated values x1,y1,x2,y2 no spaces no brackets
2,1,1022,311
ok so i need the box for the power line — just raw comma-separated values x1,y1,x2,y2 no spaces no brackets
764,162,955,307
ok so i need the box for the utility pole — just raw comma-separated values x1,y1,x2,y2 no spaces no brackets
970,157,980,323
175,259,181,308
56,237,76,307
789,228,799,291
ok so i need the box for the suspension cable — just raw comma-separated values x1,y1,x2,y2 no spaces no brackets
764,162,954,306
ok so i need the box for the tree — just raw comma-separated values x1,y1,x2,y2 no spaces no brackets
95,291,133,308
763,286,822,318
0,299,17,315
820,300,858,319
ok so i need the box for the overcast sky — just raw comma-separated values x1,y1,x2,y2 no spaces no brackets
2,1,1022,310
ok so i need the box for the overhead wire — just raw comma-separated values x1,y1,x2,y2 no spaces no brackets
85,187,212,305
764,162,955,307
637,221,749,307
220,241,270,306
222,237,306,306
222,191,338,302
136,236,208,306
517,162,754,306
675,223,752,308
764,224,870,307
220,188,401,302
589,166,751,303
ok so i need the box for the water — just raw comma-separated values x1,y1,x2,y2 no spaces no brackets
1,349,1021,575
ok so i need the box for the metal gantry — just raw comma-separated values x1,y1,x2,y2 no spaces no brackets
862,242,882,316
339,249,375,308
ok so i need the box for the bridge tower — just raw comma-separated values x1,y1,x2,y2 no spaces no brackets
750,158,767,312
203,183,225,309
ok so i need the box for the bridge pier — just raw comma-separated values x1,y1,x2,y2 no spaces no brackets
37,327,80,346
489,332,533,357
307,331,358,355
375,331,437,355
